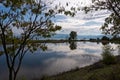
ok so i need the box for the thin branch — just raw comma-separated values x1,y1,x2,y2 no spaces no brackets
107,0,120,18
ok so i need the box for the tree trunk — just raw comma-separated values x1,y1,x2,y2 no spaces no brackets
9,69,13,80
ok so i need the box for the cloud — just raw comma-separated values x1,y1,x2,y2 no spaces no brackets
45,0,111,35
10,0,110,36
54,9,110,35
56,26,102,35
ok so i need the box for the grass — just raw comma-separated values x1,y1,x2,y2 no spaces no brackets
37,56,120,80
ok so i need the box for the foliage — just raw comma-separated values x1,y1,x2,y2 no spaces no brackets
111,36,120,41
101,44,116,65
101,36,110,41
0,0,75,80
84,0,120,37
69,31,77,40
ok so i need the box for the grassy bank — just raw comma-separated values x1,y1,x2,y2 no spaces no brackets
40,56,120,80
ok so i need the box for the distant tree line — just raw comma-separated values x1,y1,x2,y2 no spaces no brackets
89,36,120,43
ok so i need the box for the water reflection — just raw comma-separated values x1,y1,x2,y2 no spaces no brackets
117,44,120,55
0,42,120,80
101,41,109,45
69,41,77,50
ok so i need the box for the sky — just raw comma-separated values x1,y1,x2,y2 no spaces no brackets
49,0,110,35
0,0,110,36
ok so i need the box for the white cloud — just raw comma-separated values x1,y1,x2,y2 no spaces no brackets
54,9,110,35
11,0,110,36
56,26,102,35
52,0,92,7
46,0,110,35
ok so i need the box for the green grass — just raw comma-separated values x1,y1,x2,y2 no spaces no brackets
39,56,120,80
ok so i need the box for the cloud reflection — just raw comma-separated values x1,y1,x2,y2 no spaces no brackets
0,42,119,80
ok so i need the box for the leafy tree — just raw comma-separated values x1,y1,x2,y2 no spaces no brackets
84,0,120,37
0,0,75,80
69,31,77,40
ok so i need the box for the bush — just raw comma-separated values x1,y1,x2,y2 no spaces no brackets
102,45,116,65
102,52,116,65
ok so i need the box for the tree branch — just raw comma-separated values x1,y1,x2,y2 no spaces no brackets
107,0,120,19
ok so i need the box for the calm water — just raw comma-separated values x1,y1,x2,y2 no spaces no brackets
0,42,119,80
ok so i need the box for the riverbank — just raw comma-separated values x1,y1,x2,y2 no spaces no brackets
40,56,120,80
31,39,109,43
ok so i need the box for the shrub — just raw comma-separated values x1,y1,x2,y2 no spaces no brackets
102,52,116,65
101,45,116,65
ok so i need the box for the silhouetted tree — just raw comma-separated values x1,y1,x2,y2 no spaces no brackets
69,31,77,40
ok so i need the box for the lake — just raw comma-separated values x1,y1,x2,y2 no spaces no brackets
0,42,119,80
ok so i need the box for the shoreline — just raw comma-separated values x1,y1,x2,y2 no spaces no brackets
39,56,120,80
31,39,110,43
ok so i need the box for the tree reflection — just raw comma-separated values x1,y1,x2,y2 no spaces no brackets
0,42,46,80
117,44,120,55
101,41,109,45
69,41,77,50
0,45,4,56
0,51,3,56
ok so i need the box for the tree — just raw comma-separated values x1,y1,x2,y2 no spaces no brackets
84,0,120,37
101,36,110,41
0,0,75,80
69,31,77,40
